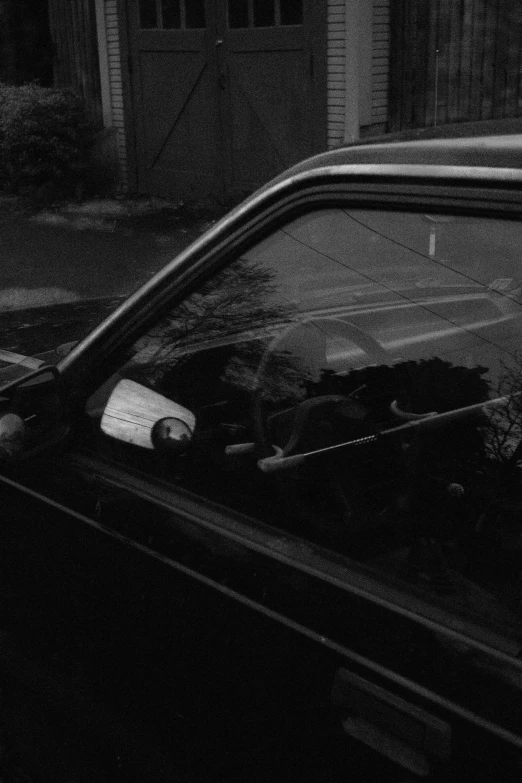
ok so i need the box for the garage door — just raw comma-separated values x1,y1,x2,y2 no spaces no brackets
129,0,326,200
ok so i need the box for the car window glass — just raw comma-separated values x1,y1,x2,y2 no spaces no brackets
84,207,522,649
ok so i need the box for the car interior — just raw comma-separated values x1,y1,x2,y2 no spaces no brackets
85,206,522,648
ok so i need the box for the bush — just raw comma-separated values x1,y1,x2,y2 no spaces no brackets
0,83,94,195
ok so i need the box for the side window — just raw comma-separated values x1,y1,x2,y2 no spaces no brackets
85,207,522,647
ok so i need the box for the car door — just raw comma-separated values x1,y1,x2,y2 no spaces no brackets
2,184,522,782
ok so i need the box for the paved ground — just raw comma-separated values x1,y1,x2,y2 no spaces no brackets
0,196,218,299
0,196,223,356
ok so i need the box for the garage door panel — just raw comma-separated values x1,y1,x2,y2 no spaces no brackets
228,50,310,185
128,0,325,198
227,27,307,51
139,52,215,167
135,30,205,50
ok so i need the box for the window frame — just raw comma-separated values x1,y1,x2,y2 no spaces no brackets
61,181,522,668
13,176,517,749
60,174,522,396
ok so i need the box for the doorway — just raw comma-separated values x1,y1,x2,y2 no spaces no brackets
128,0,326,199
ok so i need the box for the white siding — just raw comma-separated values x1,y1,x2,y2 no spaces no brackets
105,0,129,191
328,0,390,144
327,0,346,148
371,0,389,126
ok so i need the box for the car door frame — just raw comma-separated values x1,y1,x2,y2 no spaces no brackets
4,164,522,778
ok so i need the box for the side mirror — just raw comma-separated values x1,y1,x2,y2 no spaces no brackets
56,340,78,357
0,366,67,461
101,379,196,456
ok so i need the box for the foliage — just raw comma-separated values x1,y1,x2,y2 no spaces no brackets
125,259,299,404
485,354,522,465
131,260,291,370
0,82,93,194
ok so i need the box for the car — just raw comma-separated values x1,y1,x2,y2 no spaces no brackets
1,135,522,782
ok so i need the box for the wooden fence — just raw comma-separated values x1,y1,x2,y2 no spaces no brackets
389,0,522,131
48,0,102,125
0,0,53,86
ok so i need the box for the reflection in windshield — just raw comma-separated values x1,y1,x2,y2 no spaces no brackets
99,208,522,649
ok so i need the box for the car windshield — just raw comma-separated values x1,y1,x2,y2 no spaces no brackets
138,208,522,400
97,206,522,649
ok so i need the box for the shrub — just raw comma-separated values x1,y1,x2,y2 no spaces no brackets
0,82,94,194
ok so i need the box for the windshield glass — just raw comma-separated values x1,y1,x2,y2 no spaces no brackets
189,208,522,403
96,206,522,651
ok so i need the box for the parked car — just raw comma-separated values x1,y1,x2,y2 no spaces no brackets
2,136,522,782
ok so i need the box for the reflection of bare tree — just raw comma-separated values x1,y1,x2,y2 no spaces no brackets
223,349,309,403
128,259,294,391
485,354,522,466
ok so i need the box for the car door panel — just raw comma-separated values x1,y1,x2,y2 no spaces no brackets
79,454,522,738
27,435,522,754
0,471,352,781
2,460,522,782
3,177,522,780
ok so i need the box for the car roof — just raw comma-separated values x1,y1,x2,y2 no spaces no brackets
269,134,522,185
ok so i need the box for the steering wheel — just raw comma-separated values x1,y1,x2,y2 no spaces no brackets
253,317,392,460
251,317,395,536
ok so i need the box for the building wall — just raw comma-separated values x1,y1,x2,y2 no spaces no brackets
0,0,53,86
388,0,522,131
95,0,128,190
327,0,389,148
370,0,389,133
105,0,129,190
49,0,102,124
327,0,347,148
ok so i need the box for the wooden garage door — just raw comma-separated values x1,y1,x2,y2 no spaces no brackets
129,0,326,200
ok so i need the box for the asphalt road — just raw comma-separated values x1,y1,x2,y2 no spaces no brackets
0,207,209,357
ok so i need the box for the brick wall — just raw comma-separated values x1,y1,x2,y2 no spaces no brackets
104,0,129,190
371,0,389,127
327,0,346,148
